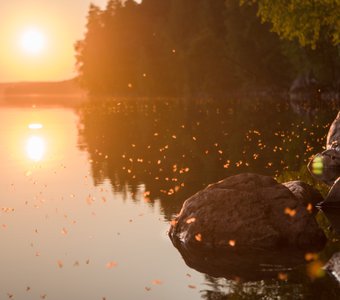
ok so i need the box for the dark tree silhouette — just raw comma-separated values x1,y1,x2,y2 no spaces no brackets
75,0,340,97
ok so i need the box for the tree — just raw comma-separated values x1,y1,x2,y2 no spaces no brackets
242,0,340,48
225,0,293,89
75,0,339,97
75,4,106,94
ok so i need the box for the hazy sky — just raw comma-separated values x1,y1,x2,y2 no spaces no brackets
0,0,110,82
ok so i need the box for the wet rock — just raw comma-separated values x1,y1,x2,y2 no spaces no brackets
327,111,340,149
169,173,325,250
324,252,340,283
308,111,340,207
308,111,340,186
283,180,323,206
318,179,340,208
308,151,340,186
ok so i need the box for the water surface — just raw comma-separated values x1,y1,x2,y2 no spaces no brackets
1,99,340,299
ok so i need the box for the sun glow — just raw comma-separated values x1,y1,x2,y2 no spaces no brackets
19,28,46,55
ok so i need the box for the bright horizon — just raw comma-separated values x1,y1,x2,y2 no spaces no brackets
0,0,110,83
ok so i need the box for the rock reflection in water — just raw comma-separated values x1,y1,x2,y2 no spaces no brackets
171,240,307,281
320,210,340,288
323,209,340,236
171,239,340,299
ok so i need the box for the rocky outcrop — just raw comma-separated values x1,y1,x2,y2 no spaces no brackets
308,111,340,184
307,152,340,186
169,173,325,250
327,111,340,149
324,252,340,283
318,178,340,208
308,111,340,206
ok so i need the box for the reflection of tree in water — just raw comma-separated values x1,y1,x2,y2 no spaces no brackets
78,98,337,220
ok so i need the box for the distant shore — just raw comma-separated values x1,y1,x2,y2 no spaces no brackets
0,79,87,107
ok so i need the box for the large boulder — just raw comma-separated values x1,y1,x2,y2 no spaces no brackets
169,173,326,250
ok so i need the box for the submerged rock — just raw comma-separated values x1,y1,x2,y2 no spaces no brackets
169,173,325,250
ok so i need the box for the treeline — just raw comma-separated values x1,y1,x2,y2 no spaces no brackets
75,0,340,98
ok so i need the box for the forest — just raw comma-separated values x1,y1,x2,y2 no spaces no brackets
75,0,340,98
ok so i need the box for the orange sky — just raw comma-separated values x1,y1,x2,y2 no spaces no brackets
0,0,110,82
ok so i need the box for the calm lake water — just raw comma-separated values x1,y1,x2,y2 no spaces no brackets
1,98,340,299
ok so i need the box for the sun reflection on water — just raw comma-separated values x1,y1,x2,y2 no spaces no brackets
28,123,43,130
25,135,46,162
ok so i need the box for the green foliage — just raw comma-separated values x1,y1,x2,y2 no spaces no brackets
239,0,340,86
242,0,340,48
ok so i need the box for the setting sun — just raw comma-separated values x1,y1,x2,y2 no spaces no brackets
20,28,46,55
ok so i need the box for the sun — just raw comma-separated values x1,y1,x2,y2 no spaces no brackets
20,28,46,55
26,135,46,162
